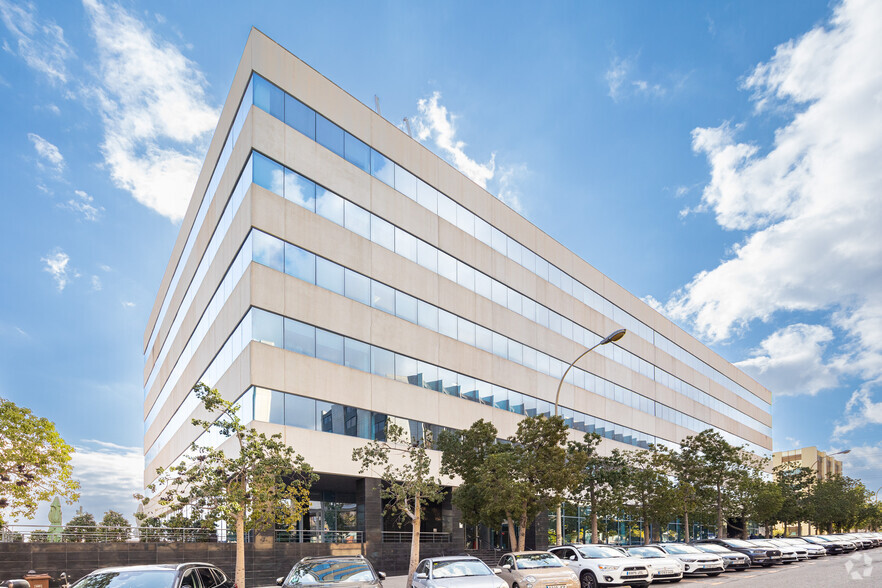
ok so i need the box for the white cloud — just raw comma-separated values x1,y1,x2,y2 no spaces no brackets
82,0,219,222
605,56,631,101
495,163,527,214
90,275,102,291
41,248,77,291
60,189,103,221
27,132,65,175
736,324,839,397
837,442,882,488
0,0,73,84
660,1,882,424
411,91,496,190
69,440,143,520
121,300,135,308
784,436,802,448
605,54,669,101
833,387,882,438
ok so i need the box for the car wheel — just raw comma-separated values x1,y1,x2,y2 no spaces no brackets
580,571,597,588
513,584,518,588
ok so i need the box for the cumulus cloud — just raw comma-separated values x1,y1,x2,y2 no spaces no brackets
70,440,142,521
90,275,102,291
736,324,839,397
659,0,882,429
833,387,882,438
59,189,103,221
605,54,668,101
605,56,631,101
28,132,65,175
82,0,219,222
0,0,73,84
41,248,77,291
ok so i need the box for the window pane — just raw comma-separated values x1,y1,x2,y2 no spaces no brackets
508,340,523,364
476,380,493,406
394,165,417,200
457,317,475,346
316,329,344,364
492,332,507,358
344,200,371,239
440,368,459,397
316,187,344,225
456,206,475,235
284,168,316,211
475,272,491,299
371,280,395,314
395,291,418,323
474,217,492,246
416,179,437,212
285,94,315,140
439,309,457,339
418,300,438,332
252,309,282,347
285,244,315,284
395,354,420,386
285,394,316,429
344,132,370,173
370,215,395,250
252,152,284,196
316,400,340,434
456,261,475,291
437,193,457,225
491,226,506,254
253,75,283,119
371,347,395,378
475,325,492,352
417,240,437,272
344,338,371,372
438,252,457,282
371,149,394,186
460,375,477,402
316,257,344,295
344,269,370,305
493,386,509,411
284,319,315,357
254,388,285,424
491,280,507,306
252,230,284,271
509,391,525,414
394,227,417,262
316,114,344,157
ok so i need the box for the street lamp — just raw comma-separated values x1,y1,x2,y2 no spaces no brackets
804,449,850,535
553,328,626,545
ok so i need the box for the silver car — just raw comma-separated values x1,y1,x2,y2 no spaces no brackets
413,556,508,588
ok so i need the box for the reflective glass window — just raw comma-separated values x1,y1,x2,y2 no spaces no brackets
509,390,525,414
254,388,285,424
456,261,475,291
474,217,492,246
371,347,395,378
476,380,493,406
253,75,284,119
438,309,457,339
394,227,417,262
252,230,284,271
475,325,492,353
344,132,370,173
316,330,344,365
284,168,316,211
316,400,339,434
252,152,284,196
316,114,345,158
507,289,522,314
459,375,477,402
316,187,344,225
507,238,522,265
371,281,395,314
344,338,371,372
491,280,507,307
418,300,439,332
316,258,344,295
344,269,370,305
371,150,394,186
284,319,315,357
370,215,395,251
523,346,537,370
253,310,283,347
439,368,459,397
523,396,537,418
420,362,440,391
344,200,371,239
416,179,437,212
456,206,475,235
437,193,457,225
522,297,536,322
493,386,509,410
417,240,437,272
285,94,315,140
285,394,316,430
285,244,315,284
491,226,506,254
535,256,549,281
457,317,476,346
475,272,491,299
395,291,418,323
438,252,457,282
508,340,523,364
394,165,417,200
492,332,507,358
395,354,420,386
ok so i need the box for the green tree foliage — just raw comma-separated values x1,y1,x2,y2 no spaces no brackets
810,475,868,533
621,447,677,544
567,433,628,543
29,529,49,543
139,384,317,588
100,510,131,542
0,398,80,524
662,433,715,542
439,416,577,552
729,474,782,539
352,422,445,588
773,465,816,535
64,510,97,542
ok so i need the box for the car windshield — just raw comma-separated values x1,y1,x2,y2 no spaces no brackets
72,572,177,588
577,546,626,559
694,544,728,553
661,544,701,555
625,547,666,558
285,560,376,584
432,560,492,578
515,554,563,569
749,541,776,548
721,539,753,548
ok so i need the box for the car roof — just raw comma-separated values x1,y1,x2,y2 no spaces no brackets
506,551,554,556
425,556,482,562
87,564,215,573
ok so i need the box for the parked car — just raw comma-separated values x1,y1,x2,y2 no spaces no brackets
690,543,751,571
695,538,782,566
70,564,233,588
647,544,723,577
497,551,579,588
747,539,801,563
774,537,827,558
619,545,684,583
412,556,506,588
278,555,385,588
800,535,845,554
547,544,651,588
808,535,858,552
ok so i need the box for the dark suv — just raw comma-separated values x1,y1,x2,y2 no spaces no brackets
278,556,386,588
70,563,233,588
695,538,782,567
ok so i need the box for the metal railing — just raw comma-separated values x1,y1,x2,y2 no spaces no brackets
382,531,450,543
274,529,363,543
1,524,219,543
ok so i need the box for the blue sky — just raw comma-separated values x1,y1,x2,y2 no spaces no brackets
2,0,882,521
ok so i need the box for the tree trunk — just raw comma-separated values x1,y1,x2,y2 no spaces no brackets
518,512,528,552
797,521,802,536
590,512,598,544
506,514,517,553
683,510,690,543
643,509,650,546
406,497,421,588
235,510,245,588
716,484,724,538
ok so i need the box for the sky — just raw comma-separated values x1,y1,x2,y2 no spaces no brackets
2,0,882,523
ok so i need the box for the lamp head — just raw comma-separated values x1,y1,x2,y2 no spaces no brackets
600,329,626,345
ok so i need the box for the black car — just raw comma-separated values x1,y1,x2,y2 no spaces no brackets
691,543,751,571
695,538,782,567
278,556,386,588
70,564,233,588
798,536,845,555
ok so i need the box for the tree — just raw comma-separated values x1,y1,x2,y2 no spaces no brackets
664,433,715,543
774,465,816,535
621,447,677,544
64,510,97,542
100,510,131,542
29,529,49,543
0,398,80,524
352,421,445,588
567,433,628,543
439,416,578,552
810,475,867,533
140,384,317,588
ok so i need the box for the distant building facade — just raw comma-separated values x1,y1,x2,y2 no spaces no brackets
773,447,844,481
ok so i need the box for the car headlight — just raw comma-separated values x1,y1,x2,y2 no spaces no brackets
680,558,697,562
596,564,620,570
523,576,536,583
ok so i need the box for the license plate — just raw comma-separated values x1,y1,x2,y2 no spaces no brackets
546,584,567,588
622,571,644,577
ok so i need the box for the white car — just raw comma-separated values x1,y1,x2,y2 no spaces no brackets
621,546,683,583
648,544,724,577
548,544,651,588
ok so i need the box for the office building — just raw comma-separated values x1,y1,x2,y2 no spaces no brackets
773,447,845,481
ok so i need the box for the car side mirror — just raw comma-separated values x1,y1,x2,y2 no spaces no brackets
378,573,386,581
416,572,429,580
493,568,503,575
569,555,576,561
276,579,284,586
502,564,511,570
182,584,193,588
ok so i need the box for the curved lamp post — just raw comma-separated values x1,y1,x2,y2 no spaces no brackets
553,328,626,545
